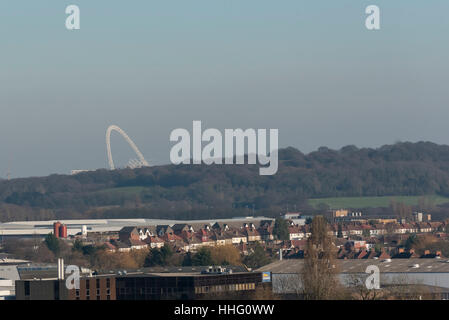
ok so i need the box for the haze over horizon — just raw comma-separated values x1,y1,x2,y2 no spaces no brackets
1,1,448,178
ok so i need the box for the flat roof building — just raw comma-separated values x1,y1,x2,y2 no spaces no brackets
15,267,265,300
257,258,449,298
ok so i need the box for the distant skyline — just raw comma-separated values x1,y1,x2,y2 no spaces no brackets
1,1,449,178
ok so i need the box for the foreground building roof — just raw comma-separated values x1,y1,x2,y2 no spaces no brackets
257,258,449,274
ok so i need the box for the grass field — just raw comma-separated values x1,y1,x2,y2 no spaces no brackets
308,195,449,209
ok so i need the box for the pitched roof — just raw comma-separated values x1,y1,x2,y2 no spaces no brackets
119,226,137,234
156,225,173,235
244,228,260,236
161,232,183,242
144,236,164,244
378,250,391,260
171,224,190,233
357,250,368,259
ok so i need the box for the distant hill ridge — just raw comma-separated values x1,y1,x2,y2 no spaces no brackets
2,141,449,221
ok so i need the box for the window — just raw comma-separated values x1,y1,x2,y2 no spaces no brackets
106,278,110,288
24,281,30,296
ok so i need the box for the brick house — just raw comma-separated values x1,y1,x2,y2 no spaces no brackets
288,225,304,240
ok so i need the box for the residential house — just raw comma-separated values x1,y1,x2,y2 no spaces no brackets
156,225,174,237
347,224,363,236
128,239,148,250
258,221,275,241
118,226,140,243
370,224,386,236
230,230,247,244
144,236,165,249
171,224,194,235
288,225,304,240
417,222,432,233
244,227,261,243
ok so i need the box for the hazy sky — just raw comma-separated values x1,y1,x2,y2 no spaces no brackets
1,1,448,178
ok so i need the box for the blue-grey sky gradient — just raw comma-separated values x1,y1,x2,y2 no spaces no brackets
1,1,448,177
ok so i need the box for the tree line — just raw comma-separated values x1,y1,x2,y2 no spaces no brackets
2,141,449,221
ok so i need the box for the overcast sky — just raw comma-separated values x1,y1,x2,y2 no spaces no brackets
1,1,448,178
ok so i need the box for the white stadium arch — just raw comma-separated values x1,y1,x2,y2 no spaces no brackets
106,125,149,170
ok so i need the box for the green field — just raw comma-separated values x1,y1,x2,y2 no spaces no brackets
308,195,449,209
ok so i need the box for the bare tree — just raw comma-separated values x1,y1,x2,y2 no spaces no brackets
390,200,412,221
300,216,345,300
275,273,303,298
345,273,382,300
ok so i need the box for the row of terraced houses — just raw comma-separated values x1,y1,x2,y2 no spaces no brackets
103,218,447,253
108,221,272,253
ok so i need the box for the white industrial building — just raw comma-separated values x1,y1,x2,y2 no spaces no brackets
0,258,22,300
0,217,273,238
257,258,449,298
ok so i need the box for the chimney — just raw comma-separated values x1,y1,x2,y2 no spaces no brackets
57,258,64,280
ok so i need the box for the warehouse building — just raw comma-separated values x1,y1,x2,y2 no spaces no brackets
257,258,449,298
0,256,26,300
